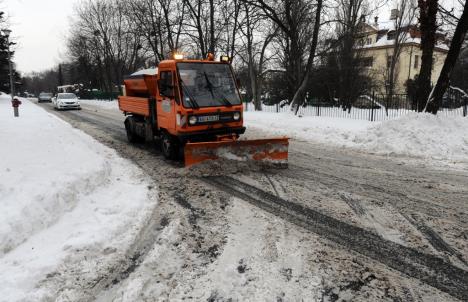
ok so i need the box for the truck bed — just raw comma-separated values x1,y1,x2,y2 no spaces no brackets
118,96,151,116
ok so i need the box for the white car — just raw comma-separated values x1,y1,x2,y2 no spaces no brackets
53,93,81,110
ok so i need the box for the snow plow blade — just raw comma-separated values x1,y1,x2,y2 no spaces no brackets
184,138,289,167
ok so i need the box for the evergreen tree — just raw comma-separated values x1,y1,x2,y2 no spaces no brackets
0,11,19,94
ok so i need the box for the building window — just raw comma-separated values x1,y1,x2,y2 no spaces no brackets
414,55,419,68
387,56,393,68
361,57,374,67
366,38,373,45
387,31,396,40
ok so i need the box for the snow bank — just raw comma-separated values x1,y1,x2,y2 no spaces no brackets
351,113,468,162
0,99,154,301
0,93,12,102
79,99,119,110
244,111,370,142
244,111,468,165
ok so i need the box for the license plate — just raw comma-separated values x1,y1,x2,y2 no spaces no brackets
198,115,219,122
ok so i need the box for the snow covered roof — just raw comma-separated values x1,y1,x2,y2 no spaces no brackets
131,68,158,76
360,19,449,52
374,20,396,32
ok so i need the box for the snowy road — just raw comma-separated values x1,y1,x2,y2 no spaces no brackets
36,101,468,301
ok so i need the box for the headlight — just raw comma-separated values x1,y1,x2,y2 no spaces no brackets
233,112,241,120
189,116,197,125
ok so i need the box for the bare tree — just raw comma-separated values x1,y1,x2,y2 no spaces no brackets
237,3,278,110
219,0,243,59
242,0,324,114
126,0,186,63
415,0,438,111
427,0,468,113
289,0,324,114
67,0,147,93
386,0,418,97
333,0,371,110
183,0,219,58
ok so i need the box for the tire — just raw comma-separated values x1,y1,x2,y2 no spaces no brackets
161,131,178,160
125,117,141,143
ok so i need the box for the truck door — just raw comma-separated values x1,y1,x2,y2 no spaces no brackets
157,69,177,134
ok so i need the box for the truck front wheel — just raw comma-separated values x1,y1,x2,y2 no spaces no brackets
161,131,178,160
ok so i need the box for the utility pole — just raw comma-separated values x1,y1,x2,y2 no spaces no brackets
2,29,15,99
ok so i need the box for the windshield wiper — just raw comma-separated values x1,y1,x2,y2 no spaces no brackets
218,93,233,107
203,71,216,99
179,78,200,109
203,71,232,107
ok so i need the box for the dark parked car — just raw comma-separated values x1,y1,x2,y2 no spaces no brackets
38,92,53,103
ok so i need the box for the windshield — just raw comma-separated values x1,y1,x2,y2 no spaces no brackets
58,93,77,99
40,93,53,97
177,63,241,108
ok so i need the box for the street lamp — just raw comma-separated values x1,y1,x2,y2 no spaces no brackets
2,29,15,100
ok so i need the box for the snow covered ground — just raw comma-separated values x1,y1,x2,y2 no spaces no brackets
77,99,468,167
244,111,468,167
0,97,155,301
2,97,463,301
79,99,119,110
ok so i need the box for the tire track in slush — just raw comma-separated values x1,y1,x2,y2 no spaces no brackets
203,176,468,301
282,165,468,267
403,213,468,267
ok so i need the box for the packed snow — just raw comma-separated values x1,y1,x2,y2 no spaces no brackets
169,200,322,301
95,200,323,301
0,97,155,301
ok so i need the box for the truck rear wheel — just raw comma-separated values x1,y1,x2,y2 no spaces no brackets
125,117,143,143
161,131,178,160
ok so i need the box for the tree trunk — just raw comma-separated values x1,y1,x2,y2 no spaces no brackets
255,77,263,110
426,1,468,114
209,0,216,54
249,62,261,110
290,0,323,114
415,0,438,112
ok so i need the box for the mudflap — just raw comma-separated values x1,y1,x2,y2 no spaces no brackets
184,138,289,167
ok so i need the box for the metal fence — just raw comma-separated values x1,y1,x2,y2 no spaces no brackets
244,90,468,122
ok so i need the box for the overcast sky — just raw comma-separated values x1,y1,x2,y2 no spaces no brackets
3,0,79,74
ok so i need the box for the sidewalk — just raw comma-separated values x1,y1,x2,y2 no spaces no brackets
0,98,155,301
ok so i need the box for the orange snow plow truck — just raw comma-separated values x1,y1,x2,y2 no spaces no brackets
118,54,288,167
